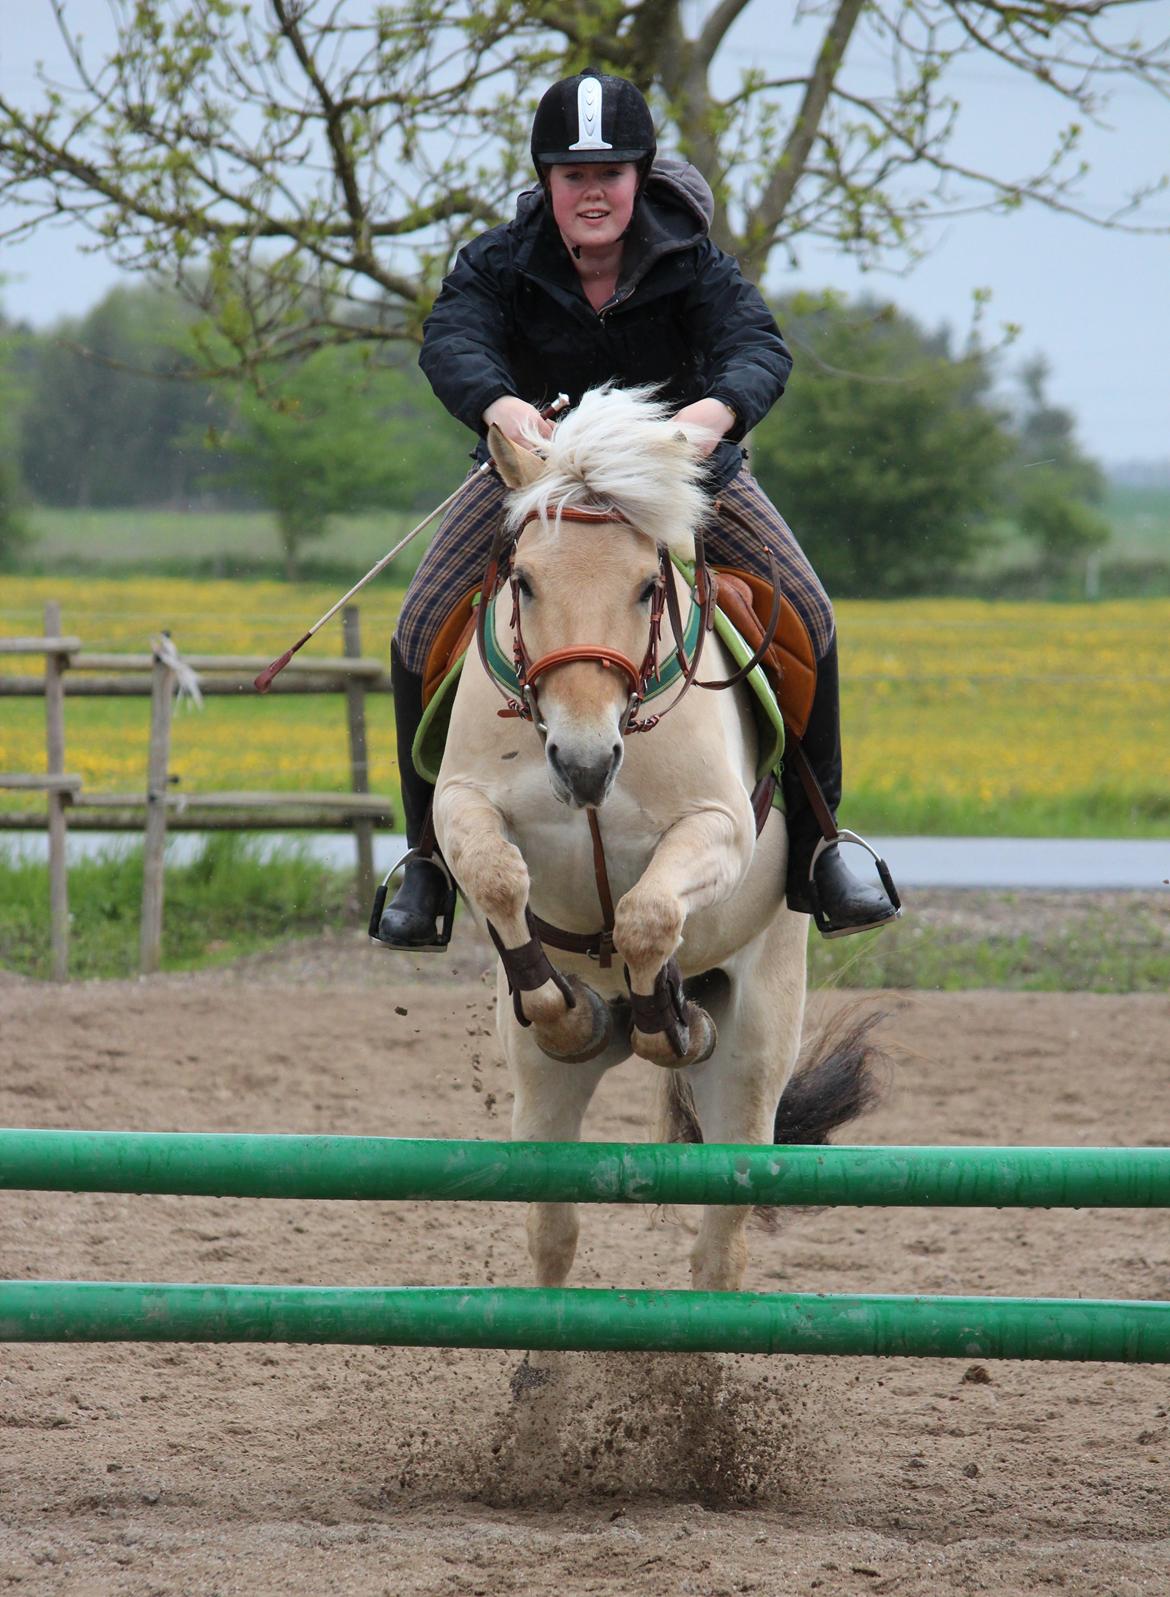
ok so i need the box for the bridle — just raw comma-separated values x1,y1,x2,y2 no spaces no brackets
474,498,784,740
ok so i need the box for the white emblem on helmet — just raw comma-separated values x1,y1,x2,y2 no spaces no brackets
569,77,612,151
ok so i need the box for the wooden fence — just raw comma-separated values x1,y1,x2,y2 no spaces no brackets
0,603,395,979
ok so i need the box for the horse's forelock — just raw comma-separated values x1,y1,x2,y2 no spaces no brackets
504,386,711,559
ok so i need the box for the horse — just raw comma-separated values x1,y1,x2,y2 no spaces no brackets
432,386,880,1294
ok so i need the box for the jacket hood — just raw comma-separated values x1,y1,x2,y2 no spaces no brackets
643,156,715,231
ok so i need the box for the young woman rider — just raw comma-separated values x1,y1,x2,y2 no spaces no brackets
375,70,900,948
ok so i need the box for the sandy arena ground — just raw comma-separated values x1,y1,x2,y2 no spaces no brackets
2,918,1169,1596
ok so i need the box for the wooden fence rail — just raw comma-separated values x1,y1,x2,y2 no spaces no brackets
0,603,395,979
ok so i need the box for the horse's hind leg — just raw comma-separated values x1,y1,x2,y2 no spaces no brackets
683,924,807,1291
503,986,616,1287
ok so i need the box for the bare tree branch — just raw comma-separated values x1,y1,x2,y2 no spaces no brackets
697,0,756,66
1,0,1165,379
739,0,866,278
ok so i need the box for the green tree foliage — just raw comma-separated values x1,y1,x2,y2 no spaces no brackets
1017,481,1111,576
18,285,230,507
215,346,470,577
0,459,24,563
751,296,1015,597
1008,357,1110,576
0,311,29,563
1,2,1165,376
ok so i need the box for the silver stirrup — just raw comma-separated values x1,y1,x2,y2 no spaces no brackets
808,829,902,940
367,847,457,951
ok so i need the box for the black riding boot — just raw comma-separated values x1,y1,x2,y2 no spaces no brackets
782,637,901,938
371,641,453,950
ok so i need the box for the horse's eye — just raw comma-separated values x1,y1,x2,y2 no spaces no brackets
515,573,533,600
638,578,659,605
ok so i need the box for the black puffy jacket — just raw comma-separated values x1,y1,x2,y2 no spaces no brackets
419,159,793,491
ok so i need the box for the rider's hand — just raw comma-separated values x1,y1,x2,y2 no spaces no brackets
483,396,554,447
673,398,738,457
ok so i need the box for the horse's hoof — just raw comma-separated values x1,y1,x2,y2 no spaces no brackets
682,1002,718,1065
631,1003,717,1070
536,977,613,1063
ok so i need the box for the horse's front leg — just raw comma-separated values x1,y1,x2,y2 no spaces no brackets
437,781,610,1061
614,807,751,1069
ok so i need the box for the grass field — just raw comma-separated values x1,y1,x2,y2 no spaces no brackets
0,837,350,981
15,507,431,582
2,575,1169,838
15,482,1168,585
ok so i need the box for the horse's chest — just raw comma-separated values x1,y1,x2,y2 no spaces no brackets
504,788,654,921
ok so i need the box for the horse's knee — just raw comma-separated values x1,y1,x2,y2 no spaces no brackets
613,886,685,979
467,841,530,925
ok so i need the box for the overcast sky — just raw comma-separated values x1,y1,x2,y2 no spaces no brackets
3,1,1169,467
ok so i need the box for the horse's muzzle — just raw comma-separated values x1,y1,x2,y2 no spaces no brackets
546,739,623,809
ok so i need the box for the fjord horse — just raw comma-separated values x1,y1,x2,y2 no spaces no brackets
433,387,878,1293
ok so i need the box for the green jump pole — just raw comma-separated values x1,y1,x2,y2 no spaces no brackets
2,1131,1169,1207
2,1281,1168,1362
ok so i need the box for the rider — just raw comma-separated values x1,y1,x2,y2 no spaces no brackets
376,69,900,948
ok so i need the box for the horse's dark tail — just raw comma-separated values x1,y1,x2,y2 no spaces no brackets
771,1005,887,1145
660,1004,889,1179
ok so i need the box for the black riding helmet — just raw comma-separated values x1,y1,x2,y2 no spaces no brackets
531,70,657,186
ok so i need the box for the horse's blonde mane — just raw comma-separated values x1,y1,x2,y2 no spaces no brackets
505,385,713,559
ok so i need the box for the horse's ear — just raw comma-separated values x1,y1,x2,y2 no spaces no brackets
488,424,544,490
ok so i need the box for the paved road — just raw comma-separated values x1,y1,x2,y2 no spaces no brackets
5,831,1169,892
870,836,1169,892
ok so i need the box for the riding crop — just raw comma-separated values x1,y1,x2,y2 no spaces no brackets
252,393,569,693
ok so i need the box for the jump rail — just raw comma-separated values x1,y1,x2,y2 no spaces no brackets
2,1130,1169,1208
3,1282,1168,1363
6,1133,1169,1361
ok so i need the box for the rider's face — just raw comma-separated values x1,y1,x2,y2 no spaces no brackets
547,163,639,254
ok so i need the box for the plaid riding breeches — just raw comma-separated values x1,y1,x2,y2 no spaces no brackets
393,464,835,675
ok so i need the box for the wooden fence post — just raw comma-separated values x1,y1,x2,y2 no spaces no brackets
342,606,375,910
139,636,176,975
43,601,69,981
